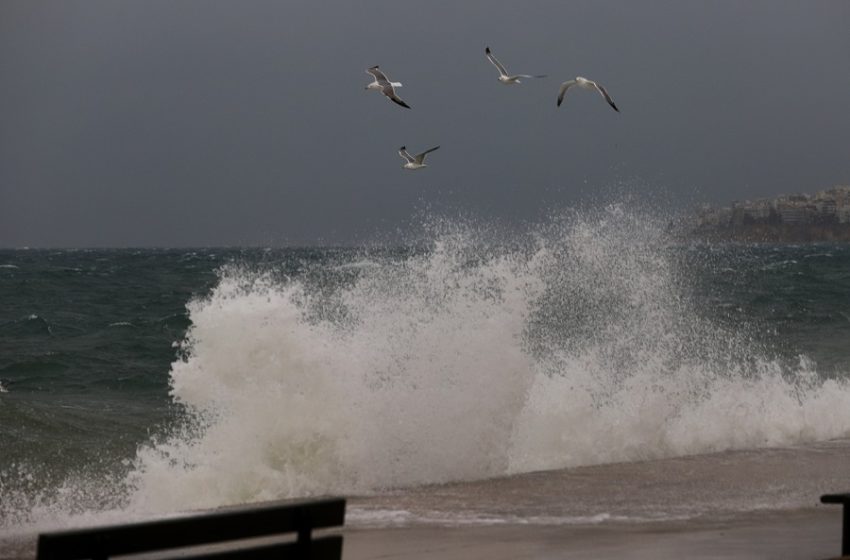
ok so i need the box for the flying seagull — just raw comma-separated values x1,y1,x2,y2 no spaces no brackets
365,66,410,109
485,47,546,84
557,77,619,112
398,145,439,170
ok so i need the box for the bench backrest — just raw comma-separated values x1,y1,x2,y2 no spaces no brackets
37,497,345,560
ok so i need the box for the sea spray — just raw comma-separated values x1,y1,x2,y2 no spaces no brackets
513,208,850,470
123,206,850,513
127,223,540,511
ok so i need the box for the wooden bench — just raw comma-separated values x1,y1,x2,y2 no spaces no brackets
36,497,345,560
822,493,850,556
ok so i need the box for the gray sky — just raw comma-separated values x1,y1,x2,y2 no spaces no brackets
1,1,848,247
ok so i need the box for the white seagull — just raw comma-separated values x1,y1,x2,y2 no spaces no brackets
485,47,546,84
365,66,410,109
398,145,439,170
557,77,619,112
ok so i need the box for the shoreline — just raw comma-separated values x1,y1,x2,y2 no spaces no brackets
343,508,842,559
688,223,850,243
2,507,842,560
5,441,850,559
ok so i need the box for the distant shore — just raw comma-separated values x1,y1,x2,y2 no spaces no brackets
689,223,850,243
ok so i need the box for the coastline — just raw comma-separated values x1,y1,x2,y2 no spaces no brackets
689,223,850,244
343,508,841,559
6,440,850,558
2,508,841,560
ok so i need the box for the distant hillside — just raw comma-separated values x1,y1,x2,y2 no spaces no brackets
691,185,850,242
692,223,850,243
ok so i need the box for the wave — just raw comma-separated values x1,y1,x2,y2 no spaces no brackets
0,315,53,337
120,205,850,514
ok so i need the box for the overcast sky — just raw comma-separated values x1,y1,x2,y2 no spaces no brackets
1,1,848,247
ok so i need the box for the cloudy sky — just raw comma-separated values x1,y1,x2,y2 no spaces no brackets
1,1,848,247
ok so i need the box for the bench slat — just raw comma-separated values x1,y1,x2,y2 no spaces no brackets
37,498,345,560
821,493,850,504
159,535,343,560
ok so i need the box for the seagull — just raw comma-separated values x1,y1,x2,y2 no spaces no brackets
485,47,546,84
365,66,410,109
398,145,439,170
557,77,619,112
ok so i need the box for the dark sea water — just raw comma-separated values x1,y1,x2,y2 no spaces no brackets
2,210,850,552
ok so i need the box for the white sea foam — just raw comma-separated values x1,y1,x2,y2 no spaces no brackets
120,205,850,514
347,507,639,527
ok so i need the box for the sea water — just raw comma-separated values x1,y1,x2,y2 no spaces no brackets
2,205,850,551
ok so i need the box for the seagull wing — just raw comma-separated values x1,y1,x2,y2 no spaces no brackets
398,147,416,163
593,82,619,112
366,66,390,85
485,47,509,77
382,84,411,108
515,74,547,79
557,80,577,107
414,145,440,164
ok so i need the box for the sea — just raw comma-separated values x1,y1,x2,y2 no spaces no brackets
2,206,850,556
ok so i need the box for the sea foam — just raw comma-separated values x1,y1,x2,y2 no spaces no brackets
123,205,850,513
